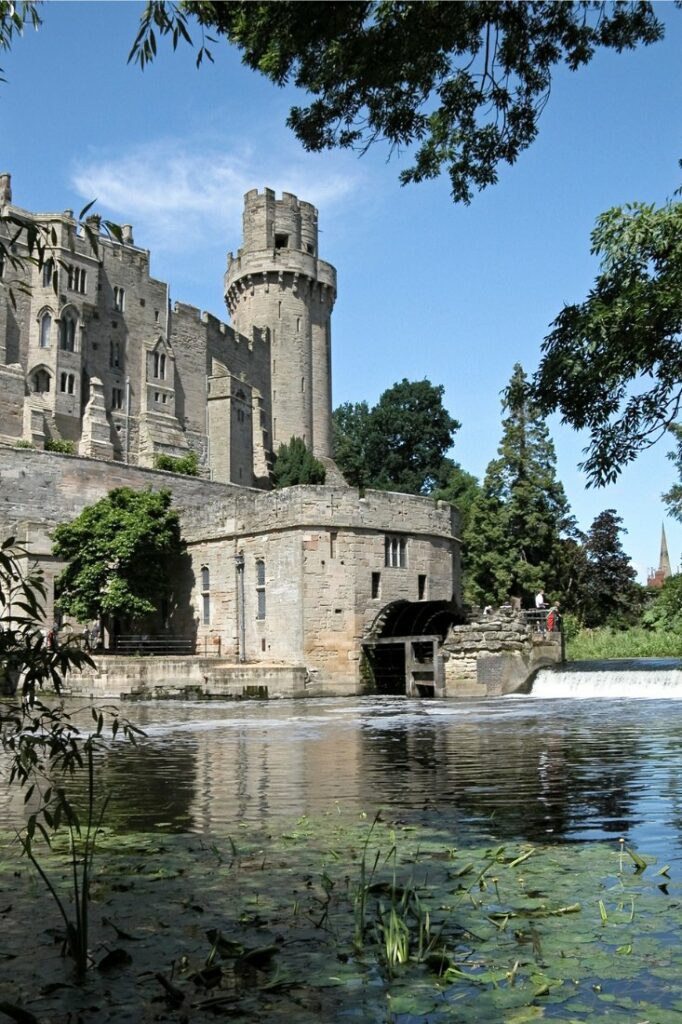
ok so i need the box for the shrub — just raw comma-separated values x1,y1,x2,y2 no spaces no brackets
272,437,326,487
45,438,75,454
14,439,35,449
154,451,199,476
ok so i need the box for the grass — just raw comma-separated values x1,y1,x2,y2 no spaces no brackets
566,625,682,661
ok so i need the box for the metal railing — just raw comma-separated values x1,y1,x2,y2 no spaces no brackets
523,609,562,633
114,635,196,656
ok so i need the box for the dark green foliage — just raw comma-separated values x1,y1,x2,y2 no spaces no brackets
368,379,460,495
332,401,373,490
52,488,184,627
272,437,326,487
154,450,199,476
431,461,480,536
466,364,576,607
45,438,75,455
130,1,664,203
0,537,92,701
663,423,682,522
576,509,643,628
333,379,460,495
533,197,682,485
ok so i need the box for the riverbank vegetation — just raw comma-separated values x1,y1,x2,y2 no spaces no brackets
566,623,682,661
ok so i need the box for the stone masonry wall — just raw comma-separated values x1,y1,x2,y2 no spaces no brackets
443,611,561,697
0,448,461,694
0,182,289,487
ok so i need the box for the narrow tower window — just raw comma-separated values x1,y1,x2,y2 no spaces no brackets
201,565,211,625
59,314,76,352
255,559,266,620
39,312,51,348
385,536,407,568
153,351,166,379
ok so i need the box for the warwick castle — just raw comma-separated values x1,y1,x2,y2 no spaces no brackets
0,174,559,697
0,173,334,482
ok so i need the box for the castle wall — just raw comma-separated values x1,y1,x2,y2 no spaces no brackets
0,448,461,694
0,182,316,487
1,179,339,484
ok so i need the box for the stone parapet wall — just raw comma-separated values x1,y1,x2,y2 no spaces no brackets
57,656,308,700
183,485,459,543
443,612,561,697
1,448,459,548
0,445,245,538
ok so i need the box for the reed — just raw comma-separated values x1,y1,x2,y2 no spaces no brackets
567,626,682,661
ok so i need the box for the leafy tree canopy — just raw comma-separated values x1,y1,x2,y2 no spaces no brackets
643,573,682,632
532,196,682,486
130,1,664,203
466,363,576,607
272,437,326,487
0,1,41,82
52,488,184,627
333,378,460,495
663,423,682,522
431,461,480,536
332,401,373,491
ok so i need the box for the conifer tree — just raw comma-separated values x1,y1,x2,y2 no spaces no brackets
272,437,326,487
466,364,576,608
578,509,642,627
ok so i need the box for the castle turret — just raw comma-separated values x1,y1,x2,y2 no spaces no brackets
225,189,337,459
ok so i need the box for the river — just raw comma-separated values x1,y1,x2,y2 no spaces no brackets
4,659,681,862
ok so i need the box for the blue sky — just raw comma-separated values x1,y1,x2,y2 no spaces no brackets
3,2,682,582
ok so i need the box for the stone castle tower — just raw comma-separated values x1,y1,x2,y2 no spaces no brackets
225,189,337,458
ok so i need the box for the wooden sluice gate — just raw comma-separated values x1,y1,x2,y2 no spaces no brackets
362,634,444,697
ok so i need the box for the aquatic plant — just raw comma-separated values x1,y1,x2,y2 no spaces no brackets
0,810,680,1022
0,537,141,975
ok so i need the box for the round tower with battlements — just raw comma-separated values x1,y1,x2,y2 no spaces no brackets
225,189,337,460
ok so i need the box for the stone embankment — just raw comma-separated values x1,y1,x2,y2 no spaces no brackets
443,610,562,697
58,657,308,701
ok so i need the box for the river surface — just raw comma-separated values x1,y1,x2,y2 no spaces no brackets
4,662,682,861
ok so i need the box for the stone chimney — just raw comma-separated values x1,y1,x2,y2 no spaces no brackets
0,173,12,205
121,224,134,245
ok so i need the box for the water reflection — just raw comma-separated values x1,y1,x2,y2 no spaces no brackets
2,696,682,860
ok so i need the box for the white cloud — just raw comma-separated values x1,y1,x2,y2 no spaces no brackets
71,139,363,255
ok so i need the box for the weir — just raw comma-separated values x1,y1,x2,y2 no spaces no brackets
531,659,682,699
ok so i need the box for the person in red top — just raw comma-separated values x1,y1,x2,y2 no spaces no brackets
546,602,562,632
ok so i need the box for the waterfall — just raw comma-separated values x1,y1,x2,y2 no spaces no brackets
531,659,682,699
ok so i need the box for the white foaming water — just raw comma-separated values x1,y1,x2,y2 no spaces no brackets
532,660,682,699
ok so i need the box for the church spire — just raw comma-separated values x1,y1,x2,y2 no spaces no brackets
659,524,672,579
648,523,673,588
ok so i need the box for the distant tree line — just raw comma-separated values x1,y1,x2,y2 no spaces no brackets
332,368,648,629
